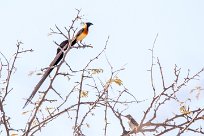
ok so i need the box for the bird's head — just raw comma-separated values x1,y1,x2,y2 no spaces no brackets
85,22,93,28
125,114,133,120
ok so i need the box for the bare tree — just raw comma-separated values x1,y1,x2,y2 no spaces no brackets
0,11,203,136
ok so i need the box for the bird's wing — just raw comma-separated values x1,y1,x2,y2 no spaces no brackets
131,118,138,126
71,28,84,46
57,40,69,54
75,28,84,38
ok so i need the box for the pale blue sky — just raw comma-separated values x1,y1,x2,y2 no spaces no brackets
0,0,204,135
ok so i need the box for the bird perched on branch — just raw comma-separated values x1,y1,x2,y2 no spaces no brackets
23,22,93,108
125,114,138,133
71,22,93,46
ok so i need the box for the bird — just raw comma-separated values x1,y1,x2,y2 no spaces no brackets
23,22,93,108
121,130,131,136
125,114,138,133
71,22,93,46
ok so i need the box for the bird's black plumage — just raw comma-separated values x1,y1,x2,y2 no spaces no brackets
55,40,69,66
23,40,69,108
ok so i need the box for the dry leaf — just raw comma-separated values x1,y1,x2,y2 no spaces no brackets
22,111,30,115
80,90,88,98
113,77,122,86
90,68,103,75
180,105,191,115
11,133,18,136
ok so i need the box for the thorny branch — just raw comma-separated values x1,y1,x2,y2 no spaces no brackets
1,13,204,136
20,10,136,136
129,34,204,136
0,41,33,136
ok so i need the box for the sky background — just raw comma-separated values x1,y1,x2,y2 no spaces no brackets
0,0,204,136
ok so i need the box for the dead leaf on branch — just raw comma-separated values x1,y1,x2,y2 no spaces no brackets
80,90,89,98
179,105,192,115
89,68,103,75
109,76,123,86
22,110,30,115
113,77,123,86
11,133,18,136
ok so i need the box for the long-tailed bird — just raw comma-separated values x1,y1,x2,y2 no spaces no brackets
23,22,93,108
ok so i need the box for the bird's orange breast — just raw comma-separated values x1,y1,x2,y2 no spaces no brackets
77,28,88,41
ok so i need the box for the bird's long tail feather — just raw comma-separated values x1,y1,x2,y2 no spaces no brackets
23,66,54,108
71,38,76,46
23,40,69,108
